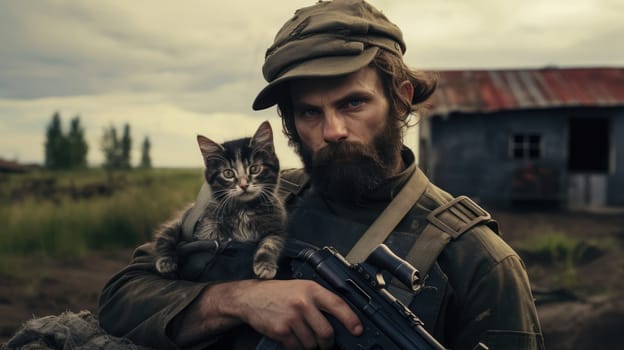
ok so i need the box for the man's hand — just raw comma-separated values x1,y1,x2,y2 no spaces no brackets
173,279,362,350
238,279,363,349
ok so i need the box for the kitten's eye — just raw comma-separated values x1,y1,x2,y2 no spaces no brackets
222,169,236,179
249,164,262,175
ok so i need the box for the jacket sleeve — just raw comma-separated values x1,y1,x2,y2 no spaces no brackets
98,243,213,350
443,229,545,350
453,255,545,349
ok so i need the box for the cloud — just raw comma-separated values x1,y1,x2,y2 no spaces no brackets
395,0,624,69
0,1,310,100
0,0,622,167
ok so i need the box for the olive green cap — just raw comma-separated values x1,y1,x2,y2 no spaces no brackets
252,0,406,110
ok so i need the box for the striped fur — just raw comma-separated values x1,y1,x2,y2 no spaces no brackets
153,121,286,279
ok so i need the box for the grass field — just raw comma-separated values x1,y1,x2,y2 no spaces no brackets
0,168,203,262
1,168,621,290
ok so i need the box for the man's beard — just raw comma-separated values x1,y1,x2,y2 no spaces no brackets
297,120,403,201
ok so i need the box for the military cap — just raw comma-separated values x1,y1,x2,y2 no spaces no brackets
252,0,406,110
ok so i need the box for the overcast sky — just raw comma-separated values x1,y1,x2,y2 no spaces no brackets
1,0,622,168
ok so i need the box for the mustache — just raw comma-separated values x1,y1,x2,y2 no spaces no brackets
311,141,384,168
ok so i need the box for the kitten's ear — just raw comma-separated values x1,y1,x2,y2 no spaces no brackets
251,120,275,153
197,135,224,166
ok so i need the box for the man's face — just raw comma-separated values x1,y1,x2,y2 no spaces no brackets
288,67,403,198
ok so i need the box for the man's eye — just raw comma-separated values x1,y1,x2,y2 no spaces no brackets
297,108,320,119
344,98,364,108
249,164,262,174
222,169,235,178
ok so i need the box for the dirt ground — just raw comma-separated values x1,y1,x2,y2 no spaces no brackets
0,248,134,344
1,209,623,348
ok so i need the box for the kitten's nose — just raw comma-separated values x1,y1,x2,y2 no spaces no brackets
239,178,249,191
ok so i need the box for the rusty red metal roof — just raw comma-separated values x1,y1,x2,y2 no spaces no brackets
426,67,624,116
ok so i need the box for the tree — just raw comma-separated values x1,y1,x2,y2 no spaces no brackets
44,112,70,169
139,136,152,169
67,115,89,168
44,112,91,170
101,123,135,170
101,125,122,169
120,124,132,169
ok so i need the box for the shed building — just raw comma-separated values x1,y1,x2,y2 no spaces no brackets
419,67,624,208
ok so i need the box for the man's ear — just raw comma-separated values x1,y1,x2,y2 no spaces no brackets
399,80,414,104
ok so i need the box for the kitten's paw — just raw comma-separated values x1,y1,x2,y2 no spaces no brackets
156,257,178,275
253,262,277,279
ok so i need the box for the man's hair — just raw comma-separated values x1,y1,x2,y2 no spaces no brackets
277,49,437,151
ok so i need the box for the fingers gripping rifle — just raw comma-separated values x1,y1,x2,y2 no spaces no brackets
257,241,447,350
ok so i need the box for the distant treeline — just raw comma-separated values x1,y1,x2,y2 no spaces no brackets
45,111,152,170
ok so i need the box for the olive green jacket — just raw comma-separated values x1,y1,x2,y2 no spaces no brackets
98,150,544,349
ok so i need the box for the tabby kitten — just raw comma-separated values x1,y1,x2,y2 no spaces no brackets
153,120,287,279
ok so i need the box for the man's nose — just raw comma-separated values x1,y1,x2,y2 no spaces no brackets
322,112,348,143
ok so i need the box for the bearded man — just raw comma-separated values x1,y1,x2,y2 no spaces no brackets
98,1,545,349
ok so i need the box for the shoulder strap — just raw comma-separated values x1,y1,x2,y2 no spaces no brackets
181,182,213,241
345,167,429,263
406,193,493,282
387,191,493,329
277,168,310,203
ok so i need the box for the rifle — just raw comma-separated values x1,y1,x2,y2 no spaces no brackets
256,241,447,350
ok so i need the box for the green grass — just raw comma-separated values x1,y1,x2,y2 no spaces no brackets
0,168,203,263
514,227,616,288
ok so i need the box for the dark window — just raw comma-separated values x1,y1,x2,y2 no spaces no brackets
510,133,542,159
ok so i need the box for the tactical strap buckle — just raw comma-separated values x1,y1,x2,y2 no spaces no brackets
426,195,491,239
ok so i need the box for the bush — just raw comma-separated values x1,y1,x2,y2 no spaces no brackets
515,228,611,288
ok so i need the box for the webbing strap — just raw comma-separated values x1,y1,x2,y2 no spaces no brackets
277,170,309,203
345,168,429,263
181,182,212,241
406,195,491,280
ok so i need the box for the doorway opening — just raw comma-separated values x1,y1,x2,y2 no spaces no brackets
567,117,610,208
568,118,609,173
